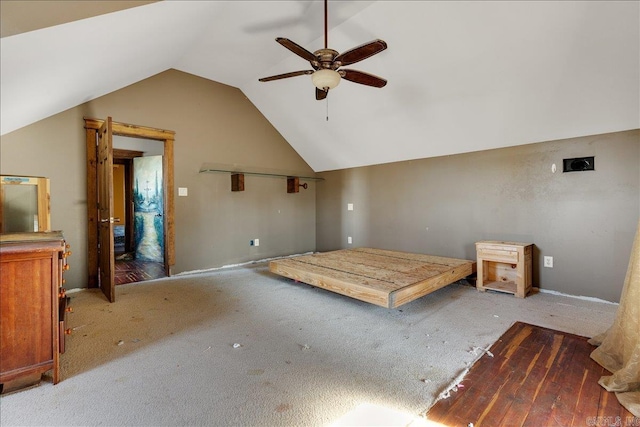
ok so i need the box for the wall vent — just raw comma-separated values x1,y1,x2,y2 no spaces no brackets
563,156,594,173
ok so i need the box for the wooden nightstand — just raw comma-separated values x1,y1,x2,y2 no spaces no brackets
476,241,533,298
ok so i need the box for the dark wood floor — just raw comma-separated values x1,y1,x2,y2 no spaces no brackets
114,258,166,285
427,321,637,427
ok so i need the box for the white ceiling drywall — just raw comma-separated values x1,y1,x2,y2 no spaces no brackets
1,1,638,171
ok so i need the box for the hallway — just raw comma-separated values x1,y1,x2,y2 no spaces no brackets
114,257,165,285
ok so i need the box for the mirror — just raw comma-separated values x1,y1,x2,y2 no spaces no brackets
0,176,51,233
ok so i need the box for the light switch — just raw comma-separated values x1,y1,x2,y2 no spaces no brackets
178,187,188,197
347,203,354,211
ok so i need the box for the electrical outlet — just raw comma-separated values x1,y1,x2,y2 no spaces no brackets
347,203,354,211
347,236,352,244
543,256,553,268
254,239,259,247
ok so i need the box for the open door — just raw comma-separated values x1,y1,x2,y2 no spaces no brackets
97,117,116,302
85,117,176,295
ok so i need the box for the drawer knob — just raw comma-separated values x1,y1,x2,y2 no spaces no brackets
65,329,72,335
58,288,66,298
65,307,73,313
63,264,70,271
63,251,72,258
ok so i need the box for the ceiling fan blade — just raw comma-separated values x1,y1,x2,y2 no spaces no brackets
316,87,328,101
259,70,314,82
334,39,387,67
276,37,317,63
339,69,387,88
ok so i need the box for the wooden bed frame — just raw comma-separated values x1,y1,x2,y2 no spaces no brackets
269,248,476,308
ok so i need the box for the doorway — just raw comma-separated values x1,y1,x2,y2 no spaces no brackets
84,117,175,302
112,147,167,285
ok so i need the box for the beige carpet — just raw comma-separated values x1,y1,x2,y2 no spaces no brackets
0,262,618,426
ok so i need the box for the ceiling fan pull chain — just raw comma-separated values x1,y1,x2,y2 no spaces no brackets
326,97,329,121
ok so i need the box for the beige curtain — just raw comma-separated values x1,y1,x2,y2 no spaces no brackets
589,219,640,416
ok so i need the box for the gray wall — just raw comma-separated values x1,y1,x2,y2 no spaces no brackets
1,66,637,303
0,69,316,290
316,130,639,303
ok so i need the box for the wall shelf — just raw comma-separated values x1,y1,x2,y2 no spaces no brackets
199,164,323,193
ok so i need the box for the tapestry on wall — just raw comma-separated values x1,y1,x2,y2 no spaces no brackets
133,155,164,263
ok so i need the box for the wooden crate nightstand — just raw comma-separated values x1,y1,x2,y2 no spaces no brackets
476,241,533,298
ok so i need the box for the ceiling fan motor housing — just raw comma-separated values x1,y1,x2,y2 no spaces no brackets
313,49,339,69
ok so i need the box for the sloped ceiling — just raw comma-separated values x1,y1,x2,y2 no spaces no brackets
1,1,638,172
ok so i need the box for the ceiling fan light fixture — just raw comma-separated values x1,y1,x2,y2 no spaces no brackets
312,69,341,90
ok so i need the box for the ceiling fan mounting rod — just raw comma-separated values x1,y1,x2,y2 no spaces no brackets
324,0,328,49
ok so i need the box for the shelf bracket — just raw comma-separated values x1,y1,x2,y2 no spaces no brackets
287,176,308,193
231,173,244,192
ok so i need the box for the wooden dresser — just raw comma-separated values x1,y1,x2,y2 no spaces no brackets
0,231,71,393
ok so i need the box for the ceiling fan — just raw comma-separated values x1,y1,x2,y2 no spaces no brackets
258,0,388,100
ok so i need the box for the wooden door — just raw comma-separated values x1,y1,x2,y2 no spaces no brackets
85,117,176,291
97,117,115,302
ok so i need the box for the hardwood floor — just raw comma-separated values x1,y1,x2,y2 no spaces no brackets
426,322,637,427
114,258,165,285
114,226,165,285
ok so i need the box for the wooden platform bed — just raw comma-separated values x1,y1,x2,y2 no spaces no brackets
269,248,476,308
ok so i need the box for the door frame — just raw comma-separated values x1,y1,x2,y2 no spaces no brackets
84,118,175,288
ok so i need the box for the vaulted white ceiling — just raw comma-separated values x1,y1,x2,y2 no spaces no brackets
2,1,638,171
